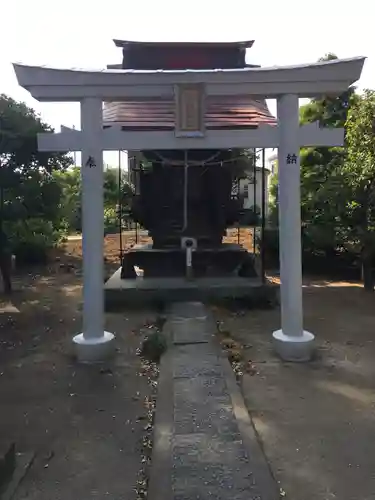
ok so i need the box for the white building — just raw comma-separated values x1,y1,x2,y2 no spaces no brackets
237,150,278,217
268,151,278,175
238,166,271,216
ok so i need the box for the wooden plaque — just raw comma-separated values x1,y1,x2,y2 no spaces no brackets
175,84,205,137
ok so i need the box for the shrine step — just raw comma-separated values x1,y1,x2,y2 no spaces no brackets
148,302,279,500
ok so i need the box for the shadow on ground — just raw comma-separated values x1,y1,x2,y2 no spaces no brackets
213,279,375,500
0,248,159,499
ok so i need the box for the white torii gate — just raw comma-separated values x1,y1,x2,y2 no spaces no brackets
13,57,365,363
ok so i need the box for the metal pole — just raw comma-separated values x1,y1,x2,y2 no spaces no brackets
261,148,266,283
252,149,257,255
135,156,139,244
182,150,189,232
0,185,4,239
237,178,240,245
118,150,123,262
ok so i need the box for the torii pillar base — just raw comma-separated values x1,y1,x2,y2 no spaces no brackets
73,332,116,364
272,330,315,362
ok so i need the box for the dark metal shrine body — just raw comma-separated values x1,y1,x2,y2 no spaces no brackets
116,41,263,280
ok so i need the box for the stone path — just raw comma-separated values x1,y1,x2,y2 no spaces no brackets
149,302,278,500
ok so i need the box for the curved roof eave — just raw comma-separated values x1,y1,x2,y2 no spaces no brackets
112,39,255,49
13,56,366,101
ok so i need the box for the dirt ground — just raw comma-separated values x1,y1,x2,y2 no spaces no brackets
214,279,375,500
0,239,160,499
5,231,370,499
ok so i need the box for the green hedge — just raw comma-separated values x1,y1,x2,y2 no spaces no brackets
6,218,63,265
256,226,361,279
104,207,119,235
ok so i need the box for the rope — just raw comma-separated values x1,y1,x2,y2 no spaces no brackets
118,150,123,262
127,153,262,168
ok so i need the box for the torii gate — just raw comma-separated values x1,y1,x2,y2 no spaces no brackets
13,56,365,363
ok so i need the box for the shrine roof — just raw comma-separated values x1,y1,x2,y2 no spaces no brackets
103,96,276,130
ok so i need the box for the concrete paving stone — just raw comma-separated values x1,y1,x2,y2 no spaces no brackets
174,374,229,399
173,483,261,500
171,317,213,344
174,400,239,436
172,462,256,489
169,301,208,319
173,345,223,378
173,489,262,500
174,376,238,435
172,434,249,466
172,438,262,500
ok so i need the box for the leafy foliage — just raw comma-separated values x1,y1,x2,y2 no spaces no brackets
139,331,167,363
267,54,375,288
55,166,134,234
0,94,71,173
343,89,375,289
53,167,82,233
298,54,356,255
0,94,73,263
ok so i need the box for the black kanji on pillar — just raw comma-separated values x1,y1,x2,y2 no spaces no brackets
85,156,96,168
286,154,298,164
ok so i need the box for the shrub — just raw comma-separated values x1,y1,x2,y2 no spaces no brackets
255,227,279,268
139,331,167,363
6,218,62,265
104,207,119,235
239,205,260,226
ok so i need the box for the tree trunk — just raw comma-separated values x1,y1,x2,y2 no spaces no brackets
361,246,374,292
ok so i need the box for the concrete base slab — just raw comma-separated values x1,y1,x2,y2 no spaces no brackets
105,267,273,310
272,329,315,362
72,331,116,363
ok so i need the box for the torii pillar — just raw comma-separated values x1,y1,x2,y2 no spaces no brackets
273,94,314,361
72,97,115,363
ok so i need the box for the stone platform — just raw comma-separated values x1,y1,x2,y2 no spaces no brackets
121,243,255,278
105,268,273,310
148,302,279,500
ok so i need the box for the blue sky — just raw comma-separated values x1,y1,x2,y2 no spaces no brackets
0,0,372,166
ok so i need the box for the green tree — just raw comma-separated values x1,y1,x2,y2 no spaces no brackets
103,167,134,233
55,166,135,234
0,94,72,263
298,54,356,254
344,89,375,291
0,94,71,173
104,167,120,208
267,54,361,275
53,167,82,232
